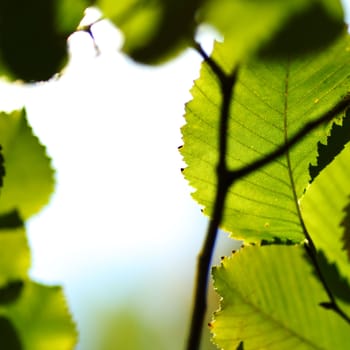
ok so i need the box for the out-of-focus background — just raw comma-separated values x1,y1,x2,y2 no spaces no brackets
0,2,349,349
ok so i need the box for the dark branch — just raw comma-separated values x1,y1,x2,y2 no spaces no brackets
194,42,227,82
186,45,239,350
228,95,350,183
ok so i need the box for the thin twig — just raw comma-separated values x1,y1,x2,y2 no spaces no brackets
186,45,239,350
227,95,350,184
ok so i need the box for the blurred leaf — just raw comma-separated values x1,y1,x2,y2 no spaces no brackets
57,0,92,34
0,281,24,305
309,108,350,182
236,342,244,350
0,227,29,287
0,0,90,81
0,0,65,81
259,0,344,58
201,0,344,67
97,0,343,64
97,309,165,350
0,146,4,188
0,109,54,219
181,33,350,242
211,245,350,349
0,316,22,350
0,211,23,230
2,282,77,350
97,0,204,63
301,142,350,284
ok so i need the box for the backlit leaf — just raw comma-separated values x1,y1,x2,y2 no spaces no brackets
181,32,350,243
2,282,77,350
0,109,54,219
0,146,4,188
97,0,343,65
301,142,350,283
202,0,344,66
0,227,29,287
211,245,350,349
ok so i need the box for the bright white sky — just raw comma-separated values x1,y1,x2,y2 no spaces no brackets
0,9,229,350
0,3,350,349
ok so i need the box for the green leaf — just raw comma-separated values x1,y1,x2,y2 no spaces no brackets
97,0,204,63
0,227,29,287
181,32,350,243
0,146,4,188
301,142,350,283
56,0,91,34
1,282,77,350
97,0,343,64
0,109,55,219
211,245,350,349
202,0,344,65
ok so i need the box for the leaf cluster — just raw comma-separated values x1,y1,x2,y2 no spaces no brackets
177,1,350,349
0,110,76,349
0,1,350,350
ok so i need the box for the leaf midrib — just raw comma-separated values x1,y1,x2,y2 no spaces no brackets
283,60,308,239
218,273,324,349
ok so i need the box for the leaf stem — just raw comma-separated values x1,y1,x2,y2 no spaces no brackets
186,44,239,350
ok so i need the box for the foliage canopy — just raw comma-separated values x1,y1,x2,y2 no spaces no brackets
0,0,349,349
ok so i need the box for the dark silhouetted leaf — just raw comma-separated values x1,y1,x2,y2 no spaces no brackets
340,199,350,261
97,0,204,63
0,316,22,350
236,341,244,350
309,108,350,182
0,211,23,230
0,281,24,305
0,0,90,81
259,1,344,58
310,250,350,304
0,0,66,81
